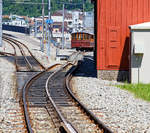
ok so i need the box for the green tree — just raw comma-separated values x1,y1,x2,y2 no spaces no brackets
3,0,94,17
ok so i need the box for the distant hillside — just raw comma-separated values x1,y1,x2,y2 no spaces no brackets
3,0,94,17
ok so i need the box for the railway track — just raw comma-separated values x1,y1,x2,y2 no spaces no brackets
0,51,15,56
23,63,62,133
2,35,45,72
0,35,47,132
22,52,113,133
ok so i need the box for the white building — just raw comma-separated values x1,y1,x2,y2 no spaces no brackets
3,15,28,27
52,21,71,48
51,11,73,29
48,10,84,47
51,10,84,32
51,12,63,22
72,11,83,32
51,11,73,47
83,11,94,29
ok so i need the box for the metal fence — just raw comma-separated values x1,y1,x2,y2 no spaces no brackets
2,24,30,34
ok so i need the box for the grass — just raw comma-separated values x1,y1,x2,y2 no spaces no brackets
117,83,150,102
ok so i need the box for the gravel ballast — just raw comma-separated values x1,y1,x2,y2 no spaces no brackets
1,31,150,132
71,52,150,133
0,31,74,132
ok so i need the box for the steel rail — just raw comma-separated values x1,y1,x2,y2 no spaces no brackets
0,51,15,56
22,64,61,133
3,35,46,70
65,63,114,133
2,38,19,71
45,52,81,132
3,36,34,71
45,62,78,133
2,38,16,55
11,37,46,70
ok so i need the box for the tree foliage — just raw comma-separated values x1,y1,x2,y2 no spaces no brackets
3,0,94,17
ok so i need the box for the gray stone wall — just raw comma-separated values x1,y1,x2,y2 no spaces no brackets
97,70,129,82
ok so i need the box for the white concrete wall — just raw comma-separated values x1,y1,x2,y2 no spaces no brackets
83,12,94,28
131,30,150,83
51,16,63,22
72,11,83,32
11,20,27,26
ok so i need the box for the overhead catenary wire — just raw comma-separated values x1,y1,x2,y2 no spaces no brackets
8,2,48,4
3,0,48,5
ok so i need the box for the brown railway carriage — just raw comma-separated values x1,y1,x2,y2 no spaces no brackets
71,32,95,50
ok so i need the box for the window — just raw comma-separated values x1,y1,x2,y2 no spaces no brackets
72,34,74,40
81,34,83,40
87,34,89,40
84,34,87,40
89,35,91,40
78,34,81,40
68,22,72,25
75,34,78,40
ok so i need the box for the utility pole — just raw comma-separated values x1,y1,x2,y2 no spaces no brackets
62,4,65,49
41,0,45,52
82,0,84,13
82,0,85,29
47,0,51,58
0,0,2,47
34,19,37,38
57,2,83,49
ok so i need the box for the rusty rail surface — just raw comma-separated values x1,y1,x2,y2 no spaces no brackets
45,52,113,133
65,63,113,133
2,38,19,71
45,63,78,133
0,51,15,56
22,64,61,133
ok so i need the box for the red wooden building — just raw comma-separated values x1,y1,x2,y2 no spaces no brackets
93,0,150,81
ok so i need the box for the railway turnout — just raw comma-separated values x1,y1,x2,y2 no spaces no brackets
2,35,46,72
0,34,113,132
22,52,113,133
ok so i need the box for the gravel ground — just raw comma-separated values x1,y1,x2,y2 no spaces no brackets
0,53,20,131
0,31,74,132
72,52,150,133
2,31,150,132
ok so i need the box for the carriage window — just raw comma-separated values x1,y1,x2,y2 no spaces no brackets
87,35,89,40
75,34,78,40
77,34,79,40
74,34,76,40
81,34,83,40
84,34,87,40
89,35,91,40
78,34,81,40
74,34,75,40
72,34,74,40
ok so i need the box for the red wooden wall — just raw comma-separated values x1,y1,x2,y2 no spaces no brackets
97,0,150,70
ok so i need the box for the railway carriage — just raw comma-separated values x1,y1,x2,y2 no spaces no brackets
71,31,95,51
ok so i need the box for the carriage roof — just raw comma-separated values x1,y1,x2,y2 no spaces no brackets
71,30,94,35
